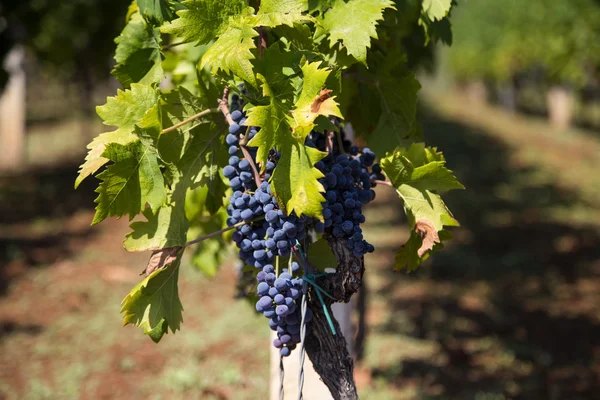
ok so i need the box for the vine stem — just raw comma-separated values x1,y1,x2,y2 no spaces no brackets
184,215,265,247
161,41,187,51
161,108,219,134
325,131,335,153
184,221,246,247
373,179,393,187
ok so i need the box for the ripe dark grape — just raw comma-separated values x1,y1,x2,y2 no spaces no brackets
310,127,378,258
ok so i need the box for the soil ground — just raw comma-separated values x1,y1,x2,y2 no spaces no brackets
1,91,599,399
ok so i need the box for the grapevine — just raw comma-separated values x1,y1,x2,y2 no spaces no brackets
76,0,463,397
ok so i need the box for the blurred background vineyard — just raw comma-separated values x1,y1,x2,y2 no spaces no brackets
1,1,599,399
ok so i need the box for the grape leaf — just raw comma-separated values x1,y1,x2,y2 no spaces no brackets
320,0,395,64
121,259,183,342
191,239,225,277
187,199,229,277
161,0,251,44
92,141,166,225
290,61,342,140
200,17,259,86
145,246,182,275
76,84,159,188
307,238,337,273
126,89,227,251
247,63,333,218
250,0,311,28
252,43,298,103
97,84,160,130
271,140,326,219
124,205,189,251
369,69,421,156
422,0,452,22
136,0,174,24
395,229,452,272
246,74,291,167
112,14,164,88
380,144,462,270
308,0,336,13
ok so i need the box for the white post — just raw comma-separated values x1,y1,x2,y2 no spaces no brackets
547,85,574,130
0,46,26,172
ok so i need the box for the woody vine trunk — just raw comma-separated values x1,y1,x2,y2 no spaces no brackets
304,236,364,399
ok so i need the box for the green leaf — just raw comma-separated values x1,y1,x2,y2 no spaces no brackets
97,84,160,130
75,130,138,189
124,205,188,251
121,260,183,342
126,88,227,251
369,69,421,156
76,84,159,188
307,238,337,273
92,141,166,225
136,0,174,24
191,239,225,277
271,140,326,218
200,17,259,86
382,154,463,193
187,201,229,277
320,0,394,64
251,43,299,103
112,14,164,88
251,0,311,28
422,0,452,22
161,0,250,44
380,144,462,271
245,74,291,167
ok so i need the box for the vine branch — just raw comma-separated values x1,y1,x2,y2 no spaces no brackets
184,215,265,247
162,108,219,134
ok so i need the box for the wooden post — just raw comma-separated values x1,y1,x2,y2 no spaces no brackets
0,46,26,172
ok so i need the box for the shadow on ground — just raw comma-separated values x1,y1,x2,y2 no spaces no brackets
366,106,600,399
0,163,97,296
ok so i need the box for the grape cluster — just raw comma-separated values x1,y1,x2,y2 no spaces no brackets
308,131,382,257
223,93,383,356
223,103,312,356
255,261,312,356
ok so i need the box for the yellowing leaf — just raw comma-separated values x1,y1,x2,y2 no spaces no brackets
380,144,462,271
290,62,342,140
